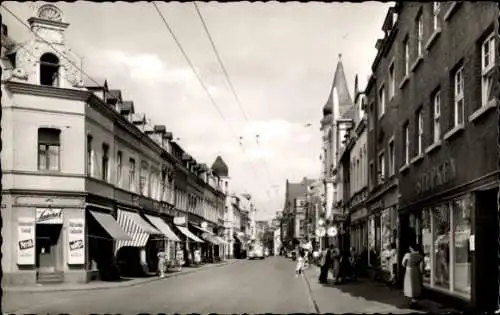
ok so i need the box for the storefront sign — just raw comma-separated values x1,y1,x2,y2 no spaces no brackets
174,216,186,226
416,158,456,195
68,218,85,265
17,217,35,265
369,200,383,212
350,208,368,222
36,208,63,224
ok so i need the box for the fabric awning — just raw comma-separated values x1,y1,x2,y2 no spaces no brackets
116,209,162,249
176,225,204,243
89,210,132,241
145,214,181,242
190,225,219,245
214,236,228,245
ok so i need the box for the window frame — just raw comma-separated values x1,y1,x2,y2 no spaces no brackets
388,139,395,176
417,108,424,155
378,150,386,184
403,123,410,165
453,66,465,127
388,62,395,99
433,2,441,31
129,158,136,192
37,128,61,171
481,32,495,107
433,91,441,142
117,151,123,187
417,12,424,57
403,36,410,77
378,85,386,118
102,143,110,182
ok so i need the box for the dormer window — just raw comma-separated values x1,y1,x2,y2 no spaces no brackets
40,53,60,87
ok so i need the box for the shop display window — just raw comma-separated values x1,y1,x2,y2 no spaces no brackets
452,198,471,295
421,208,432,284
418,194,472,299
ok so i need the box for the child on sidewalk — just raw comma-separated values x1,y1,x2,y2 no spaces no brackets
296,250,305,277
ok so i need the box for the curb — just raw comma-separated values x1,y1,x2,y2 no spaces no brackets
5,260,241,294
302,268,321,314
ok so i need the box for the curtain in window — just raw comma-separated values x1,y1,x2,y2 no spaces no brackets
48,145,60,170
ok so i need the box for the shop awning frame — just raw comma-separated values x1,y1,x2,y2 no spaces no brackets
145,214,181,242
88,210,132,241
116,209,162,250
176,225,204,243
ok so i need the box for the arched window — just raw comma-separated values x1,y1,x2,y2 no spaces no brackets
40,53,60,87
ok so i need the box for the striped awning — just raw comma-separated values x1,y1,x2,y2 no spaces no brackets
176,225,204,243
214,236,228,245
116,209,162,250
190,225,220,245
88,210,132,241
145,214,181,242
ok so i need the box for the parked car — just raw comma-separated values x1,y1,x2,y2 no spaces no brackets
248,244,265,260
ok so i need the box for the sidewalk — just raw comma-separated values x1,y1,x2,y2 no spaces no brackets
302,266,459,314
4,259,240,293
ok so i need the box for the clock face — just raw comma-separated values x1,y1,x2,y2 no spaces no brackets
38,4,63,21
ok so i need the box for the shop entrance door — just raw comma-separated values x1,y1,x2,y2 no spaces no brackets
36,224,62,273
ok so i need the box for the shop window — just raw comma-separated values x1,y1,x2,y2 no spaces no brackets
421,208,432,284
40,52,60,87
452,198,471,295
38,128,61,171
433,204,450,290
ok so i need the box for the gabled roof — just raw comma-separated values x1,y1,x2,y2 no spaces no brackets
323,54,353,117
211,155,228,177
83,76,108,89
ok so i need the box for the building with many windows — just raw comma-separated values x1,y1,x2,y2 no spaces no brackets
1,4,228,286
362,2,499,311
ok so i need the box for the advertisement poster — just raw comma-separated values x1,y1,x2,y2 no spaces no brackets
36,208,63,224
18,217,35,265
68,218,85,265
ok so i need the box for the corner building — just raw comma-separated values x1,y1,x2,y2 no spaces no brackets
368,2,499,311
1,5,227,286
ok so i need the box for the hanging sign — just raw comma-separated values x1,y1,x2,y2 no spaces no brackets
316,226,326,237
327,226,338,237
17,217,36,265
36,208,63,224
68,218,85,265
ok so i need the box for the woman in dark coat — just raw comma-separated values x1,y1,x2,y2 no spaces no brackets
318,245,333,284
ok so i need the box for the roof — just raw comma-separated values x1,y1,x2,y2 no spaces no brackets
211,155,228,177
323,54,353,117
83,76,108,89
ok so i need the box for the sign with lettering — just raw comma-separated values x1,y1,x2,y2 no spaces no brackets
17,217,35,265
416,159,456,195
369,200,384,212
350,208,368,222
36,208,63,224
174,216,186,226
68,218,85,265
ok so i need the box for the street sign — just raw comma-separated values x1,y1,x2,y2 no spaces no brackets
327,226,338,237
316,226,326,237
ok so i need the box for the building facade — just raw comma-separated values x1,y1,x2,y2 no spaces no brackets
1,5,228,286
282,178,314,248
364,2,500,311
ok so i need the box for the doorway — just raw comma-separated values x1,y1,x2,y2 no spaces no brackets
35,224,62,273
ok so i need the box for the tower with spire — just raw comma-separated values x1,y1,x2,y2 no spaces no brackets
319,54,355,239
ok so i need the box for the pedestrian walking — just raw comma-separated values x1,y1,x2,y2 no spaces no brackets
331,246,342,284
318,245,333,283
402,244,423,307
296,250,305,277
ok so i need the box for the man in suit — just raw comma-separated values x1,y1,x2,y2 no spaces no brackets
318,244,333,284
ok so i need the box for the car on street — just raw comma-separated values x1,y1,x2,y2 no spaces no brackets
247,243,265,260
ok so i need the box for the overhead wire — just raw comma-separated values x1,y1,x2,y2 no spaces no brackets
193,1,275,192
152,2,273,207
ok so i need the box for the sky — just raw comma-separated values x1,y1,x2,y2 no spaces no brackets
2,1,392,221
